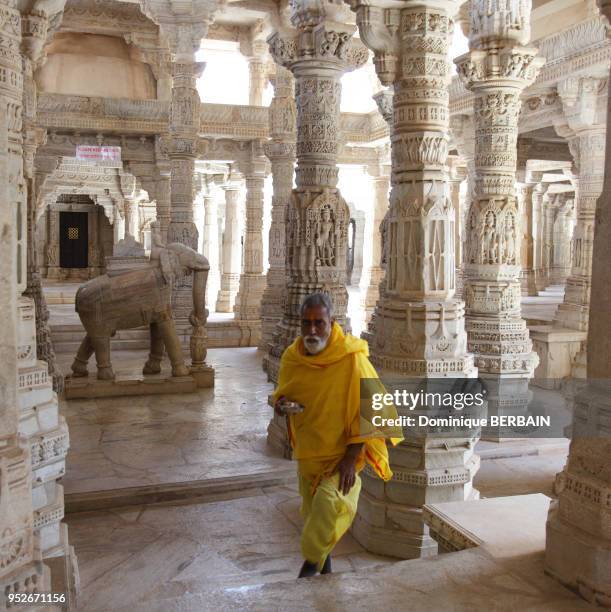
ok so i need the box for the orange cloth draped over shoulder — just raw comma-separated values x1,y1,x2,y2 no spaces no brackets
272,322,404,489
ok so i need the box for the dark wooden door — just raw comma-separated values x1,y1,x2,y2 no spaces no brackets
59,211,88,268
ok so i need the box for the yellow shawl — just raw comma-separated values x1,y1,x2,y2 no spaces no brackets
272,322,404,487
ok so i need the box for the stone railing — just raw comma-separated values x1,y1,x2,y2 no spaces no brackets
37,93,169,133
37,93,390,150
200,103,269,139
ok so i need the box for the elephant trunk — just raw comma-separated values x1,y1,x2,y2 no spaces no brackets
190,268,209,368
192,269,208,323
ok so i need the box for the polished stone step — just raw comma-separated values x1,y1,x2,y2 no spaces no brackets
65,468,296,513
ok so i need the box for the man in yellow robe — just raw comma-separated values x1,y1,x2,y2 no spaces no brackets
272,292,403,578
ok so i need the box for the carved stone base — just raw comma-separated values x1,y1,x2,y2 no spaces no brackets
64,374,197,398
234,274,266,321
364,299,475,377
189,365,215,388
530,325,586,389
554,275,591,332
544,384,611,608
352,437,480,560
216,273,241,313
546,501,611,607
466,316,539,376
46,524,79,611
521,270,538,296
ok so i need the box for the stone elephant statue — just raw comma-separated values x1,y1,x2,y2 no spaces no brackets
70,240,209,381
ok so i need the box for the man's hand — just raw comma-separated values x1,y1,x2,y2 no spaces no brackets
274,396,287,417
335,443,363,495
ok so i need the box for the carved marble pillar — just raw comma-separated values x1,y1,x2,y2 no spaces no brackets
448,157,467,298
2,4,77,605
361,158,390,323
234,153,268,339
519,175,538,296
533,181,549,291
264,8,366,386
202,178,221,307
153,170,171,242
551,195,575,285
455,0,542,387
168,60,205,322
168,60,203,249
545,4,611,593
261,67,296,353
553,80,607,371
248,56,267,106
87,205,100,276
113,207,125,245
124,197,138,239
450,113,476,302
348,0,480,560
216,177,242,313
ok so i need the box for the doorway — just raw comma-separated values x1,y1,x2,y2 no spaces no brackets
59,211,88,269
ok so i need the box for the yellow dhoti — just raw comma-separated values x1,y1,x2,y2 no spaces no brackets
299,472,361,569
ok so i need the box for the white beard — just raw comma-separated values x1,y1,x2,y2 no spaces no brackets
304,334,329,355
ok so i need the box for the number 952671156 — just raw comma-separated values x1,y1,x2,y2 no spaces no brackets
6,592,66,606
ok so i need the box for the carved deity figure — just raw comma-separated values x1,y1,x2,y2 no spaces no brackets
503,213,517,264
315,206,335,267
46,242,58,266
480,211,498,264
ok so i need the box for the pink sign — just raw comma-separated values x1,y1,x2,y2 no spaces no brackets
76,145,122,162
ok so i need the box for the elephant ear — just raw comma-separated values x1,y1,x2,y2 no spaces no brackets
159,248,175,284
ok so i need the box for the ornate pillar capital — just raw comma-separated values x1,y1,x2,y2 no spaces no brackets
268,21,367,76
372,87,393,125
556,76,608,134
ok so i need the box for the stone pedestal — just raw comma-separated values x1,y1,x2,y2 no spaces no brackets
530,326,587,389
545,383,611,607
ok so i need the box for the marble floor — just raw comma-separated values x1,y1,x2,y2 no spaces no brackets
57,348,289,499
56,328,584,611
66,441,574,612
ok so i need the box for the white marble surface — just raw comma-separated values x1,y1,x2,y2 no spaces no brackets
58,348,288,495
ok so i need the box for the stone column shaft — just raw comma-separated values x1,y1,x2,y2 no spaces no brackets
235,160,268,332
361,163,389,323
265,14,365,384
519,180,538,295
261,67,296,353
555,124,606,333
216,181,242,312
249,57,267,106
202,183,220,307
